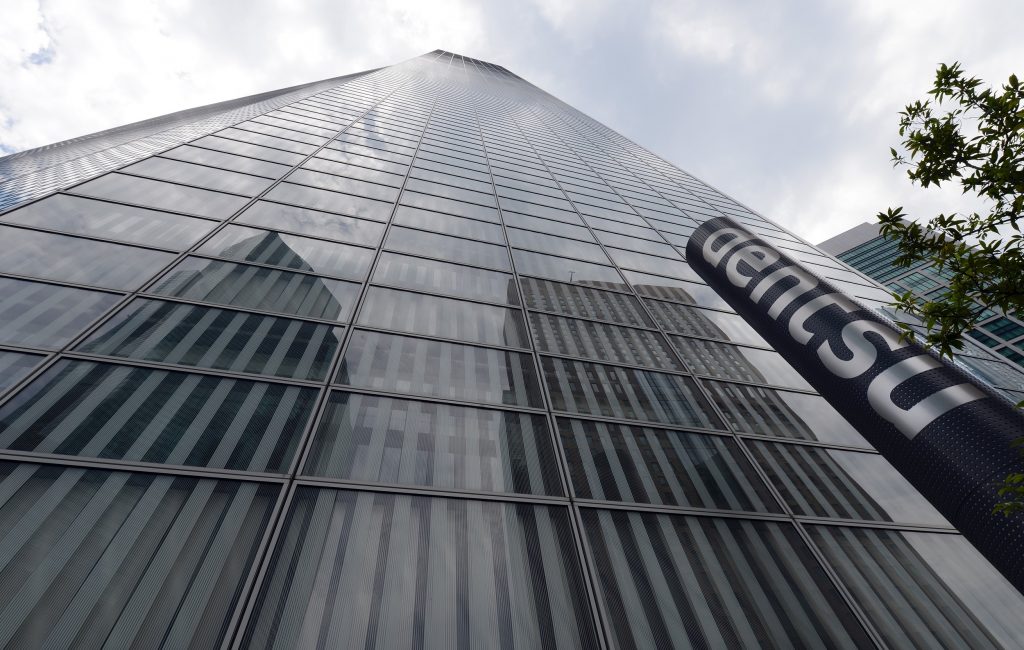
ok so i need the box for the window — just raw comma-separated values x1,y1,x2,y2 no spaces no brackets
373,252,519,304
520,277,652,327
337,330,544,408
150,257,359,321
560,418,778,511
71,173,247,219
386,226,511,270
304,391,561,494
0,359,317,471
0,226,174,290
242,490,599,649
0,462,278,648
2,194,216,249
359,287,530,347
237,200,385,247
0,277,119,348
530,312,682,370
79,298,343,380
671,337,812,390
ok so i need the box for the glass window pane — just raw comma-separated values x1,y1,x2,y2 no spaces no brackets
387,226,511,270
373,252,519,304
242,490,599,649
808,527,1024,649
503,211,595,240
198,224,373,280
581,509,872,649
0,277,119,349
672,337,812,390
393,206,506,243
0,359,316,471
405,178,496,207
237,200,385,247
645,300,767,346
401,190,500,222
520,277,652,327
189,134,307,165
162,143,293,177
512,249,622,286
750,442,949,525
498,197,579,224
559,418,778,511
596,230,682,259
313,149,409,175
530,312,682,370
506,229,609,264
623,270,732,310
123,156,274,196
410,167,493,193
71,173,247,219
288,168,400,202
219,125,319,155
0,226,174,290
265,182,394,221
2,194,216,249
78,298,343,380
337,330,544,408
150,257,359,321
0,350,44,392
304,391,562,494
0,462,278,649
359,287,530,348
703,380,871,447
541,357,723,429
607,247,698,280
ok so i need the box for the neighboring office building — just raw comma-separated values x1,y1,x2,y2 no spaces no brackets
0,50,1021,648
820,221,1024,370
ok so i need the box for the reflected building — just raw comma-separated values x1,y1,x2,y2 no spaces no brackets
0,50,1021,648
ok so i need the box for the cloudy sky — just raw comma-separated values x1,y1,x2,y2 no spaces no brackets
2,0,1021,243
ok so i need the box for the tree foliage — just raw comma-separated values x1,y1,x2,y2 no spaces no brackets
878,62,1024,514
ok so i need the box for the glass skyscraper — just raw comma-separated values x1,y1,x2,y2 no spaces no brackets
820,221,1024,378
0,49,1022,648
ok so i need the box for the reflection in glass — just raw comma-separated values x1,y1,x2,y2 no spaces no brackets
150,257,359,321
622,270,732,311
2,194,216,249
199,224,373,280
503,211,594,241
751,442,949,525
123,156,274,196
581,509,872,649
161,144,292,178
79,298,343,380
244,490,599,649
506,228,610,264
0,359,316,471
530,312,682,370
559,418,778,511
401,190,500,222
71,172,247,219
703,381,870,447
520,277,652,327
809,526,1024,648
0,277,119,348
305,391,562,494
541,357,723,429
238,200,385,247
387,226,511,270
337,330,544,408
645,300,768,346
265,182,394,221
373,252,519,304
288,168,401,202
393,205,506,243
672,337,812,390
0,350,43,392
512,249,622,285
359,287,530,347
0,462,277,648
0,225,174,290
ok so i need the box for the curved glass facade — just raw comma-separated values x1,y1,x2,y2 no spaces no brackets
0,50,1021,648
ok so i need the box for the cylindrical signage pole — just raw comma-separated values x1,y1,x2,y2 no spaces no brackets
686,216,1024,592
